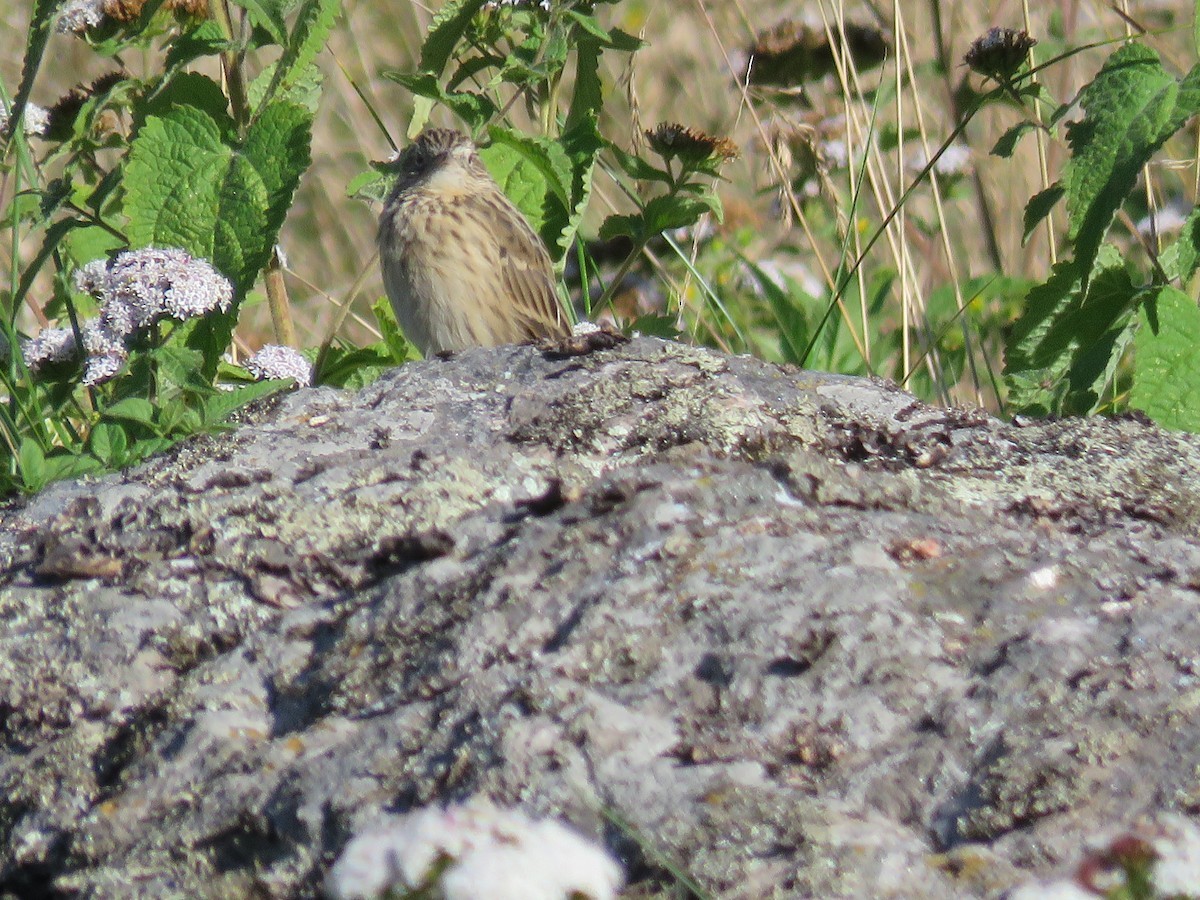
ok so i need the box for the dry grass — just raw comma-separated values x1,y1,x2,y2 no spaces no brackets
3,0,1197,409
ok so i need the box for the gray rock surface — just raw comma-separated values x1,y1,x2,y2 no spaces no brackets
2,336,1200,898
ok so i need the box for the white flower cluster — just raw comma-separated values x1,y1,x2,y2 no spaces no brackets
0,101,50,139
56,0,107,33
23,248,233,385
243,345,312,387
21,327,78,373
326,798,623,900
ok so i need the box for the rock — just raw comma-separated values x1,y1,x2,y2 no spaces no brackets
1,336,1200,897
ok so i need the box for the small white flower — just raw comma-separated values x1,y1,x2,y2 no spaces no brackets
73,259,110,297
83,351,125,386
22,327,78,372
1005,881,1094,900
0,102,51,139
56,0,107,33
243,345,312,387
326,799,622,900
906,142,972,177
1136,202,1189,238
1145,813,1200,894
81,317,127,357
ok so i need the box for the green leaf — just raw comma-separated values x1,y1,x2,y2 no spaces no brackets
135,71,231,134
480,130,572,260
1064,44,1200,274
604,141,675,185
1004,248,1140,415
1022,184,1065,246
419,0,490,76
642,194,719,234
17,438,47,493
256,0,338,112
385,71,496,129
202,378,288,426
555,115,603,261
125,95,312,301
151,345,209,391
248,61,324,113
88,422,128,466
316,344,393,389
738,255,812,365
371,296,417,364
1132,286,1200,431
164,20,230,71
598,212,641,243
42,452,102,486
992,121,1037,158
101,397,157,428
1161,206,1200,283
229,0,288,43
347,168,393,204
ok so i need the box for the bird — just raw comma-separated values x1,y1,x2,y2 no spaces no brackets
377,127,571,356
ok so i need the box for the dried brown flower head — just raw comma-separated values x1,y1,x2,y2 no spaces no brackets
747,20,888,88
964,27,1037,83
46,72,128,141
644,123,738,166
102,0,207,23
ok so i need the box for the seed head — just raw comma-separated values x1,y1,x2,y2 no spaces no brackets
645,123,739,166
965,27,1037,83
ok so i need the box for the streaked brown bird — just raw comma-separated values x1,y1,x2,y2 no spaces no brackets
378,127,571,356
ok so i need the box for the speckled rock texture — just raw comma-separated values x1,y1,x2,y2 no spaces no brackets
2,336,1200,898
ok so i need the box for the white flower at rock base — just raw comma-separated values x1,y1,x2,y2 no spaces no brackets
243,345,312,387
326,798,622,900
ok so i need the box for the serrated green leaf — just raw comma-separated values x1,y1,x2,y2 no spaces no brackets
568,34,603,129
125,96,312,303
164,20,229,71
992,121,1037,158
17,437,47,493
1132,285,1200,431
604,141,674,185
480,133,571,260
642,194,716,234
203,378,288,425
1004,248,1139,415
385,71,496,129
347,169,393,204
419,0,490,76
248,61,323,113
101,397,157,427
556,115,603,258
315,344,393,388
125,105,232,259
371,295,417,364
1164,206,1200,283
230,0,288,43
598,213,641,243
152,345,209,391
249,0,337,115
1064,44,1200,274
88,421,128,466
136,71,231,134
1022,184,1065,246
